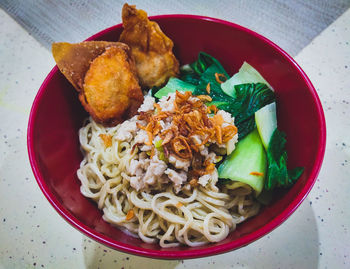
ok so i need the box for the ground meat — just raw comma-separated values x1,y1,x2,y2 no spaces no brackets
158,93,175,112
205,152,217,163
143,155,167,185
139,152,148,160
139,145,152,151
198,169,219,189
168,154,191,171
190,135,205,150
159,120,172,131
128,157,150,177
200,147,209,157
190,135,209,156
134,129,150,145
198,174,211,187
138,96,155,112
121,92,237,193
208,169,219,192
217,110,235,127
129,176,145,191
128,159,143,176
115,121,137,142
164,168,187,193
128,154,167,190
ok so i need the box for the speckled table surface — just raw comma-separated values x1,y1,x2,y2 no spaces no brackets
0,5,349,269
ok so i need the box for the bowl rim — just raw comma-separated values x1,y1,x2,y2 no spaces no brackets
27,14,326,259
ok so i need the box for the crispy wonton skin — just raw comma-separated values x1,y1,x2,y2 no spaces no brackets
52,41,144,126
52,41,127,91
82,46,143,125
119,3,179,89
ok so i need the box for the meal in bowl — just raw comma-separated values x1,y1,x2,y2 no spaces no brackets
52,3,304,247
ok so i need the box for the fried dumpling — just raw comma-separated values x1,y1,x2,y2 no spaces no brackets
119,3,179,89
52,41,143,126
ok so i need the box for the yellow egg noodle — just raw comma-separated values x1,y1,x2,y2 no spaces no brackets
77,118,260,247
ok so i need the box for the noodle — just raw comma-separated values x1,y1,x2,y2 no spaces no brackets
77,117,260,247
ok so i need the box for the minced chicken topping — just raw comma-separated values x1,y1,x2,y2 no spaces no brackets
113,91,238,193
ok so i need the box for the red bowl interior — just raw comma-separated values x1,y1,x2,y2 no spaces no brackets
27,15,326,259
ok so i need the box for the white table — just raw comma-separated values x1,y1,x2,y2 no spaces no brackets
0,6,349,269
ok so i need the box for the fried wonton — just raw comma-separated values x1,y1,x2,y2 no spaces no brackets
52,41,144,126
119,3,179,89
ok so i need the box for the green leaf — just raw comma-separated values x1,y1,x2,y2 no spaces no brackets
265,129,304,190
234,117,257,139
218,129,267,196
217,83,275,139
154,139,163,149
180,53,275,140
255,102,277,150
179,64,200,85
193,65,232,101
192,52,229,77
153,78,196,99
221,62,273,97
150,86,161,101
180,52,229,85
288,167,304,181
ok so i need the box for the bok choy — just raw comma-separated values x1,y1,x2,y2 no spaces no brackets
152,51,304,193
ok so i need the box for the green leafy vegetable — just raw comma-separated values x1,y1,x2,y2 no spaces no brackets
187,58,274,139
265,128,304,190
152,51,303,193
179,65,201,85
216,83,275,139
181,52,275,140
180,52,229,85
154,139,167,162
218,129,266,196
150,86,161,100
154,78,196,99
193,65,231,100
255,102,277,150
219,83,275,123
154,139,163,148
221,62,272,97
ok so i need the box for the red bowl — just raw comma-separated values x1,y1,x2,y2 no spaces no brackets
27,15,326,259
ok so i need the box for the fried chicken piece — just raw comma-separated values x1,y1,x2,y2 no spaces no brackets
119,3,179,89
52,41,143,126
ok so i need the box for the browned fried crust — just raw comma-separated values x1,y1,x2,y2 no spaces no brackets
82,46,143,126
52,41,129,91
52,41,143,126
119,3,179,89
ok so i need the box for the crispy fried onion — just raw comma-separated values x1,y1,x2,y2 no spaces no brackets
215,73,227,84
137,91,238,179
172,136,192,159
